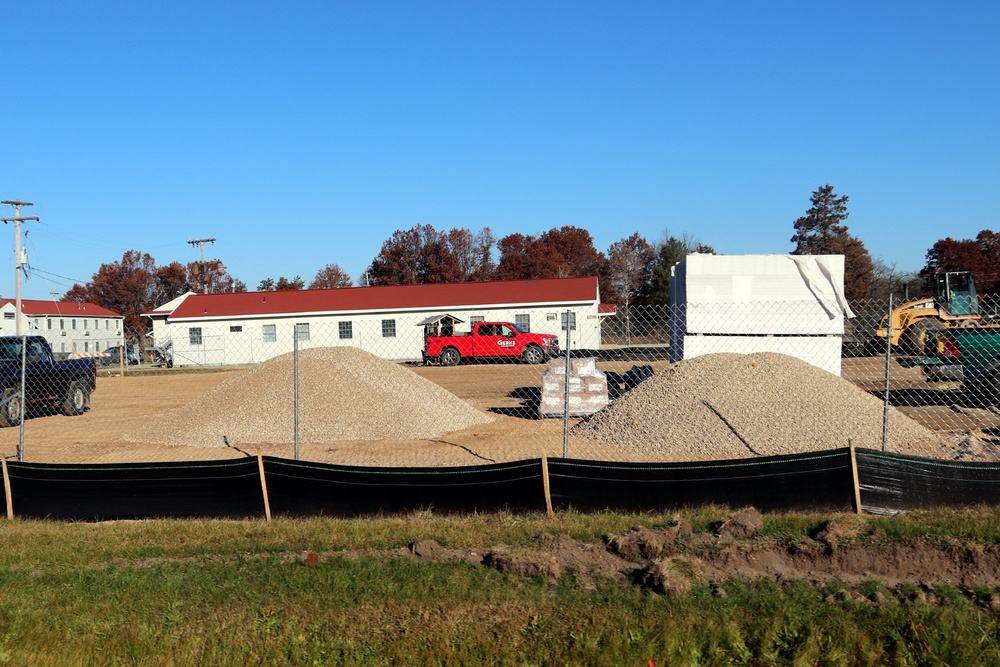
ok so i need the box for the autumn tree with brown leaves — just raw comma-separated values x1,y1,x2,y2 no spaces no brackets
63,250,158,337
495,226,612,298
607,233,654,309
366,225,495,286
923,230,1000,296
309,264,354,289
790,184,874,302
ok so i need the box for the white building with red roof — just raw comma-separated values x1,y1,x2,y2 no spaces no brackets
0,299,125,358
143,277,603,367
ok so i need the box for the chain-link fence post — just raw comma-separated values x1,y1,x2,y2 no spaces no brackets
881,294,893,452
562,309,572,459
293,330,300,461
17,332,26,462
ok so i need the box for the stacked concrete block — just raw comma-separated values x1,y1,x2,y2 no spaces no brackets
538,357,609,418
669,254,852,376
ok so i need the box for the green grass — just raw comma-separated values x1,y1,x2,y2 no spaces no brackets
0,508,998,665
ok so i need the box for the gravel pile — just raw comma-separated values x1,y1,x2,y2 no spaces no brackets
125,347,493,447
573,352,941,458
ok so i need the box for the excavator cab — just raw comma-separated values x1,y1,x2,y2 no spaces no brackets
934,271,979,317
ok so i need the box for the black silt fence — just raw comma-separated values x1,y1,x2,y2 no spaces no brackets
262,458,548,517
3,449,1000,520
546,450,858,513
4,459,264,521
856,449,1000,514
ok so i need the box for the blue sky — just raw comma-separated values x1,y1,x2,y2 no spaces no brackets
2,2,998,300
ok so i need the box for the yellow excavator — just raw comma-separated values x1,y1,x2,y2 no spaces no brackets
874,270,992,355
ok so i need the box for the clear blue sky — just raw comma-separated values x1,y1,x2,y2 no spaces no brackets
2,2,998,300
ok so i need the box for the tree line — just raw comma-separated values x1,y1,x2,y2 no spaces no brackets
59,184,994,335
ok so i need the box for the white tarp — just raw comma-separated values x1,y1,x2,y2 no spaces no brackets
668,254,850,375
670,254,850,336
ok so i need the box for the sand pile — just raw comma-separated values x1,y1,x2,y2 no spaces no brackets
125,347,493,447
573,352,941,459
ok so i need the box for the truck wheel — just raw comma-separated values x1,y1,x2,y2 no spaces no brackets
0,388,22,428
62,380,89,416
907,319,946,356
440,348,461,367
521,345,545,364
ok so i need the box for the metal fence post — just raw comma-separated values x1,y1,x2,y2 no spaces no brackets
17,333,25,462
563,310,571,459
881,294,893,452
293,331,300,461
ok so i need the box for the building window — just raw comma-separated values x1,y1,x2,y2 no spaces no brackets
84,342,89,352
560,311,577,331
60,319,64,330
83,320,87,330
339,321,353,340
230,325,243,333
381,319,396,338
4,313,15,320
470,316,484,325
515,314,530,332
262,324,276,343
47,319,52,330
295,323,310,342
72,319,77,330
189,327,203,345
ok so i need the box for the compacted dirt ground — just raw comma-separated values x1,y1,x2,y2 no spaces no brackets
0,360,670,465
0,355,990,465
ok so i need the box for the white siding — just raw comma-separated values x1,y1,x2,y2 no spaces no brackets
163,303,601,367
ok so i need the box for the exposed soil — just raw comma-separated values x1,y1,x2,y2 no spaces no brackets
88,507,1000,599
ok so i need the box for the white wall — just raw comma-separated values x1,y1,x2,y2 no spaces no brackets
162,303,601,367
0,304,123,357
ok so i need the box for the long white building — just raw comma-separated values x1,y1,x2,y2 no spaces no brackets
0,299,125,358
144,277,604,367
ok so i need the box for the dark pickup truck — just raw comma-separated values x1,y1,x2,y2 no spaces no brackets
0,336,97,426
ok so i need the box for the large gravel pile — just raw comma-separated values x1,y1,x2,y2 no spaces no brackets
125,347,493,447
573,352,941,458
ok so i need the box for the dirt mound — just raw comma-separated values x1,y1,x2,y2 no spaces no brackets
124,347,493,447
573,352,941,459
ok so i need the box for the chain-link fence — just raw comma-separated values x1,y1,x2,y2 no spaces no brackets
2,298,1000,468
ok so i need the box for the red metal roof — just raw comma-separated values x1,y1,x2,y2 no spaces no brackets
162,277,600,320
1,299,122,318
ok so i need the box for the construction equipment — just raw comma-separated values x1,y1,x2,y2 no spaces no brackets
874,270,990,355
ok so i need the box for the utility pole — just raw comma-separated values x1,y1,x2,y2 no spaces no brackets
1,200,40,336
187,237,216,293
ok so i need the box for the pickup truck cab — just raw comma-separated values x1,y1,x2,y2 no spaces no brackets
423,321,560,366
0,336,97,426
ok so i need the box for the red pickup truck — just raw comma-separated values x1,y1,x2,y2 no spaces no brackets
423,322,560,366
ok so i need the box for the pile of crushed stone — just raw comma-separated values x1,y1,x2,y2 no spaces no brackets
573,352,941,459
125,347,493,447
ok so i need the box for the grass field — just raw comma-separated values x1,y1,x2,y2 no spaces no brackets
1,508,999,666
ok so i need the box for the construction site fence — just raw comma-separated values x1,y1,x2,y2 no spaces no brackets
2,447,999,521
5,297,1000,470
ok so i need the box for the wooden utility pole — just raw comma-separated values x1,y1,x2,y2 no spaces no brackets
1,200,40,336
187,237,216,293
